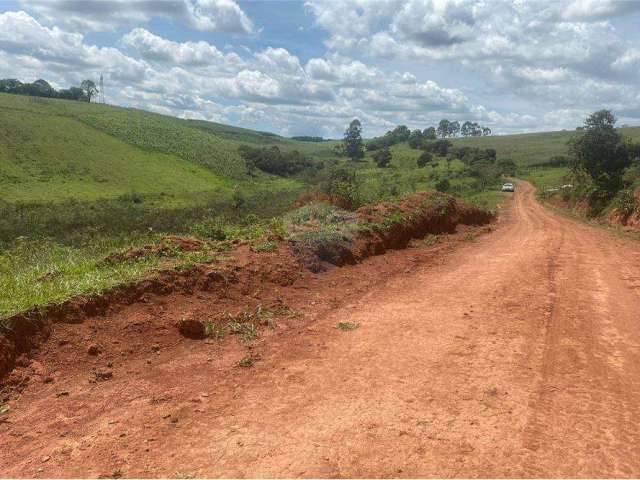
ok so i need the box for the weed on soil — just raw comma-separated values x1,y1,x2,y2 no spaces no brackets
337,322,359,331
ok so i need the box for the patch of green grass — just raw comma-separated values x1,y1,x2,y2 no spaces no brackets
337,321,359,331
459,190,505,210
0,108,229,204
235,356,255,368
228,321,259,341
204,321,226,340
518,166,570,190
250,240,277,253
0,235,160,320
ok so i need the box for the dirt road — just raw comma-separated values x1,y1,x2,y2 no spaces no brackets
3,181,640,477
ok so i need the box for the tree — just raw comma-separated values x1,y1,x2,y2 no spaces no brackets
496,158,516,176
569,110,630,193
0,78,21,93
461,121,473,137
448,121,460,138
423,127,437,140
425,139,452,156
417,151,432,167
32,79,54,97
57,87,86,101
482,126,492,136
373,147,392,168
392,125,411,142
437,119,450,138
408,129,424,149
81,79,98,102
343,119,364,161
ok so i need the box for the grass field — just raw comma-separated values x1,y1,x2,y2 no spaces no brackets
0,109,230,203
0,93,319,206
452,126,640,166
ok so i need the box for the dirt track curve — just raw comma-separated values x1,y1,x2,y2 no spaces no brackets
3,181,640,477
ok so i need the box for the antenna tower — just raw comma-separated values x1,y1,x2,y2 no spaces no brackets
99,74,105,104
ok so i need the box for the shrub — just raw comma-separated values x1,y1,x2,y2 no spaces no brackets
118,192,144,204
435,178,451,192
231,186,245,210
496,158,517,175
417,151,432,167
585,186,613,217
373,148,392,168
319,166,363,209
238,144,314,176
612,189,638,218
191,218,227,240
424,139,452,156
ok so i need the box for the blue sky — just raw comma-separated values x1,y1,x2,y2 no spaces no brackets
1,0,640,138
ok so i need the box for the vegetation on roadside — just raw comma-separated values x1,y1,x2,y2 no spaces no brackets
0,91,547,321
525,110,640,222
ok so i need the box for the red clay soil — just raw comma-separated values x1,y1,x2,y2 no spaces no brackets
3,182,640,477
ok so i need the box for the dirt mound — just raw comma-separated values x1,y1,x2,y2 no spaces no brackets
291,192,494,271
101,235,205,264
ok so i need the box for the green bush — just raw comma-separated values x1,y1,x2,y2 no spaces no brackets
417,151,432,167
612,189,638,217
191,218,227,240
435,178,451,192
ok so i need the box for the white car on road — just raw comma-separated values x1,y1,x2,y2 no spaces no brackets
501,182,515,192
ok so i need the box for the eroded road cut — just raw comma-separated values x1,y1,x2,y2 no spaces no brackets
2,181,640,477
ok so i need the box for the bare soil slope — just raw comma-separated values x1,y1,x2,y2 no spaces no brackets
3,182,640,477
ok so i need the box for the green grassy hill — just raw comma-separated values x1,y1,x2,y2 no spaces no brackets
0,93,339,209
0,108,230,203
452,127,640,165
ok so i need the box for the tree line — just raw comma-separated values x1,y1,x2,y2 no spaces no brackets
340,118,514,194
364,120,490,153
238,144,319,177
0,78,99,102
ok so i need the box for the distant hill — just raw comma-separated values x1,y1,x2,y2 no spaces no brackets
451,127,640,165
0,93,335,205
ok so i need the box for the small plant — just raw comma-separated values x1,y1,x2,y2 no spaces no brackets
236,356,255,368
269,217,286,237
204,321,225,339
612,189,638,218
464,232,476,242
337,322,359,331
270,304,303,319
228,321,258,341
231,186,246,210
250,240,277,253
